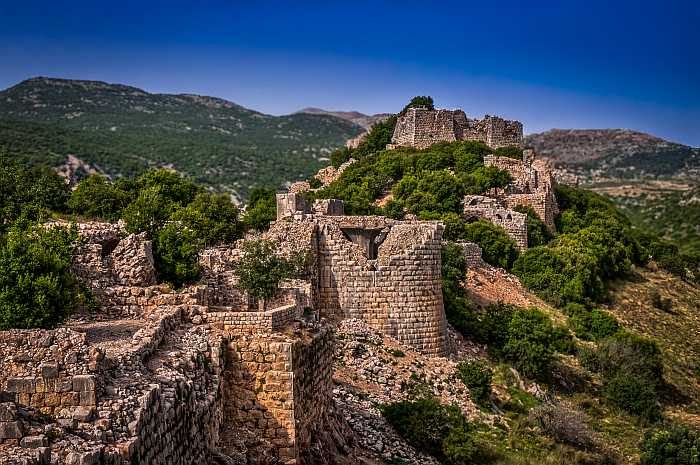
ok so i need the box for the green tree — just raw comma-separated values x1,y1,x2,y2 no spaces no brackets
400,96,435,114
640,424,700,465
456,360,493,405
244,187,277,231
68,174,132,221
514,205,553,247
152,222,201,288
234,239,303,307
170,193,244,247
0,161,69,227
458,220,519,270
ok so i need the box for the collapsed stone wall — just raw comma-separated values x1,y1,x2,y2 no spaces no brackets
463,195,528,250
483,154,559,231
0,328,104,416
390,107,523,150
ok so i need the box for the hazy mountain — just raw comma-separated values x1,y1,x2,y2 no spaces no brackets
0,77,364,200
296,107,390,129
525,129,700,182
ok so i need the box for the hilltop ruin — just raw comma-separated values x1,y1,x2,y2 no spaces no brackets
388,107,523,150
0,106,560,465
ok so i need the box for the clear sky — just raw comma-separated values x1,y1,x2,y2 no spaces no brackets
1,0,699,145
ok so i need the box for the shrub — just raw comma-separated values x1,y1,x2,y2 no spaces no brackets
170,193,243,247
502,308,562,379
381,396,479,464
440,243,481,337
640,424,700,465
565,304,620,341
458,220,519,270
457,360,493,405
602,372,660,421
493,145,524,160
531,402,597,450
0,161,69,227
592,332,664,420
68,174,133,221
244,187,277,231
471,304,571,380
649,290,673,313
514,205,553,248
152,223,201,288
0,224,87,329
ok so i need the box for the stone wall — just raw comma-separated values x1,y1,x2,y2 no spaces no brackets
314,216,448,356
457,242,485,268
463,195,528,250
221,327,334,464
390,107,523,150
276,193,311,220
0,329,104,416
483,154,559,231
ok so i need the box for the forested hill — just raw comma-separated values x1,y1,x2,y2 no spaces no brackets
0,77,364,200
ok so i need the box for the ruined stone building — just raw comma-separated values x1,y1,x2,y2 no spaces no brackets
0,188,450,465
388,107,523,150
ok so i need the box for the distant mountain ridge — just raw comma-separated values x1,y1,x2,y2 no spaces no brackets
0,77,364,200
524,128,700,183
296,107,390,129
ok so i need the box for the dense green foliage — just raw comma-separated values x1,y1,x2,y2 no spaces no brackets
513,186,643,306
449,220,519,270
513,205,553,248
441,245,572,380
0,78,362,199
456,360,493,405
564,303,621,341
0,223,87,330
0,158,70,228
582,332,664,421
71,169,244,287
639,424,700,465
381,396,481,464
243,187,277,231
234,239,305,302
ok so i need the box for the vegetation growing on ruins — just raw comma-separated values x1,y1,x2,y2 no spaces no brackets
234,239,306,303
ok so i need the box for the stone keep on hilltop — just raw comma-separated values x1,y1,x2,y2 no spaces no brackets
388,106,523,150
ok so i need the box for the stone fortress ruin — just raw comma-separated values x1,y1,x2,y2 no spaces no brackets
0,105,558,465
388,106,523,150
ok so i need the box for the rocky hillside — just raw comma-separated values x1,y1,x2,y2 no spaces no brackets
525,129,700,184
296,107,390,130
0,77,364,200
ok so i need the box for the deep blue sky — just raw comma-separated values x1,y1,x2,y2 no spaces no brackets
1,1,699,145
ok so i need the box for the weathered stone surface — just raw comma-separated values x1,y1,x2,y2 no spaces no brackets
390,107,523,150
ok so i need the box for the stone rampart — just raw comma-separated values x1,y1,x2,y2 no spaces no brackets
483,154,559,231
221,326,334,464
391,107,523,150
